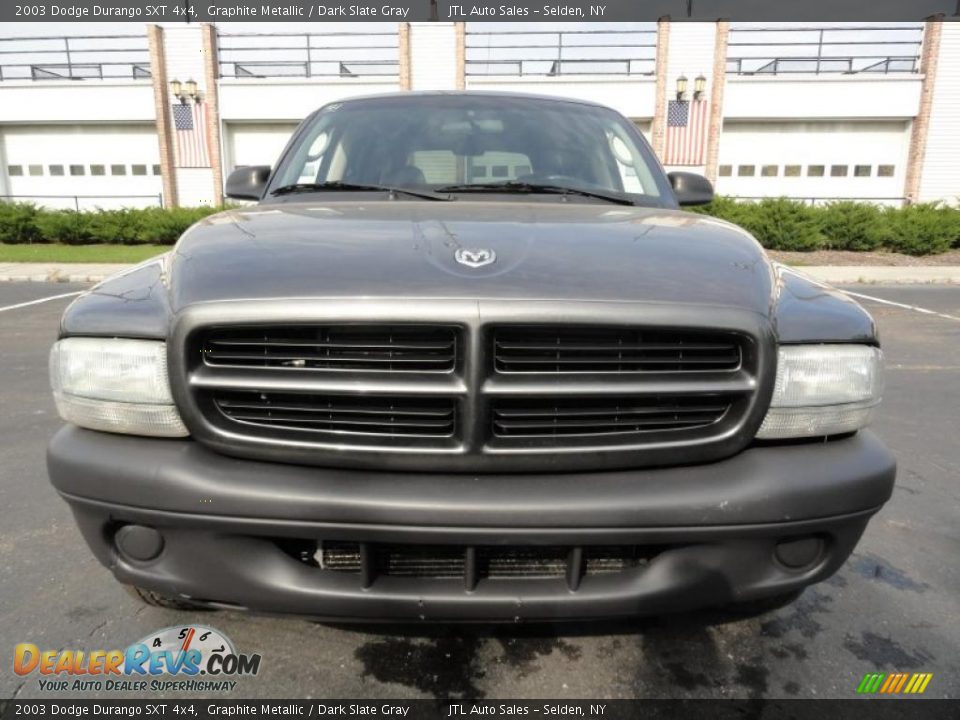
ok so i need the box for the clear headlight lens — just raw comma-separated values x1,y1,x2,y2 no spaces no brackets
757,345,883,440
49,338,188,437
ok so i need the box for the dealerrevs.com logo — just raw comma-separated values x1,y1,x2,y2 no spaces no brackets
14,625,261,693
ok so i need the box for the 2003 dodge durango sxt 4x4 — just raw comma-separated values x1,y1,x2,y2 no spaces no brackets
48,92,895,620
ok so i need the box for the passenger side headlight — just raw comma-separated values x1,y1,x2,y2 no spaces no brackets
49,338,188,437
757,345,883,440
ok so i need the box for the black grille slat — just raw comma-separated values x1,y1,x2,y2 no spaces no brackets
202,325,457,372
494,404,729,419
214,392,456,438
494,326,742,374
492,397,731,438
315,542,651,585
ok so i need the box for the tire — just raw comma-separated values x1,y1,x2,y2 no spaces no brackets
123,584,210,611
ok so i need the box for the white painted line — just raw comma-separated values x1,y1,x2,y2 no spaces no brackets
842,289,960,323
0,291,82,314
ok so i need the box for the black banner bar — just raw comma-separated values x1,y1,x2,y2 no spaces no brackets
2,700,960,720
1,0,958,23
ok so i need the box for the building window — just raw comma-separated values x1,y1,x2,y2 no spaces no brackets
69,165,85,176
878,165,895,177
830,165,848,177
718,165,732,177
472,166,487,178
514,165,531,176
132,164,148,176
90,165,106,176
737,165,756,177
49,165,65,176
7,165,23,176
807,165,825,177
28,165,43,176
784,165,801,177
111,165,127,176
152,164,161,176
854,165,871,177
761,165,778,177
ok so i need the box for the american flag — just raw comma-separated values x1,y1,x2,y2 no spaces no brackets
173,103,210,168
664,99,708,166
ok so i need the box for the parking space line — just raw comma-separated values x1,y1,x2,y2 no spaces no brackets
841,290,960,323
0,291,82,314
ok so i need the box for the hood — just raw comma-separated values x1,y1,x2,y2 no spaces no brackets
168,201,775,315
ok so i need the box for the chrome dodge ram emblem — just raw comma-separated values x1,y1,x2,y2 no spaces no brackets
454,248,496,268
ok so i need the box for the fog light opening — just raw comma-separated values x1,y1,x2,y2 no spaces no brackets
774,536,826,571
114,524,164,562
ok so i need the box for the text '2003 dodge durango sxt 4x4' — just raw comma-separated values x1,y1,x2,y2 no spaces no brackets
48,92,894,620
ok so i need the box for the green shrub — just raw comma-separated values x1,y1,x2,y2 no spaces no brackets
133,206,218,244
0,202,223,246
33,210,94,245
820,202,889,251
689,195,753,227
0,202,42,244
882,203,960,256
737,197,824,251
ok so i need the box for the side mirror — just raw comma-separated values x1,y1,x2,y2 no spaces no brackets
668,171,714,206
225,165,271,201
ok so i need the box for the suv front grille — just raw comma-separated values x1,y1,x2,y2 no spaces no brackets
176,303,768,471
494,326,741,373
202,324,457,372
492,396,731,438
214,391,456,438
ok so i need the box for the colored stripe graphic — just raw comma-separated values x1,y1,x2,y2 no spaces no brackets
857,672,933,694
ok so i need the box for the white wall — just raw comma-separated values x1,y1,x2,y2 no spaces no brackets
919,23,960,205
224,122,299,170
410,23,458,90
218,79,398,122
0,83,155,124
716,120,910,202
0,124,162,209
466,77,656,120
725,76,922,120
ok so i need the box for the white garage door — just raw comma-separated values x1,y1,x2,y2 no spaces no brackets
224,123,300,172
716,121,910,205
0,124,162,209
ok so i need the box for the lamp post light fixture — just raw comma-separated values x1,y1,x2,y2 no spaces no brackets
676,75,688,101
170,78,200,104
694,74,707,100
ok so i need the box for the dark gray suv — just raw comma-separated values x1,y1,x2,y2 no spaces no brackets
48,92,893,620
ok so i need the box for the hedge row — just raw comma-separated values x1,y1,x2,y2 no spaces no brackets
692,197,960,255
2,198,960,255
0,204,223,246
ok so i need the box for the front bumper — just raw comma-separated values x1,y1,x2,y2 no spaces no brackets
48,426,895,621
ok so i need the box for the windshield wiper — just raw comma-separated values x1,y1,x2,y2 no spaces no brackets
270,181,449,201
434,181,636,206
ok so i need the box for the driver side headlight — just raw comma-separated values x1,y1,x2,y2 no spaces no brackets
49,338,188,437
757,345,883,440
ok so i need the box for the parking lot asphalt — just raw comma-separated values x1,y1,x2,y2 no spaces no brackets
1,282,957,700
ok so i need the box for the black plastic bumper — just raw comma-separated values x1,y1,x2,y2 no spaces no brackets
48,426,895,621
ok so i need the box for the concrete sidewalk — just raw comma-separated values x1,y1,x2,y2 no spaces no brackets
1,262,960,285
0,263,131,283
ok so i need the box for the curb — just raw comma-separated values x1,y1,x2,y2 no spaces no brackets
799,266,960,285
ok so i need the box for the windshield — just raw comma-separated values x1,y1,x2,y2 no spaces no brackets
269,95,670,204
